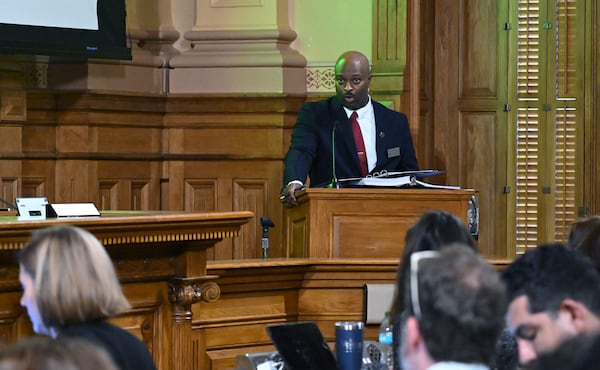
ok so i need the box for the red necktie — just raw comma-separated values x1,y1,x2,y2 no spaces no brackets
350,111,368,177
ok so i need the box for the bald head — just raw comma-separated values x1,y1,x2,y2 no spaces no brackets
334,51,371,110
335,51,371,75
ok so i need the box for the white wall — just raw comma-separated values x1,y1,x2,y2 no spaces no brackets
290,0,372,65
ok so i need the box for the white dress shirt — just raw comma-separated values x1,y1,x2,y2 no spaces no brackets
343,96,377,173
427,362,489,370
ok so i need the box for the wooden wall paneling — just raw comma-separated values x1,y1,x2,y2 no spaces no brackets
0,124,22,153
94,125,162,154
233,179,268,260
0,174,18,205
197,260,400,370
0,123,23,203
130,180,149,210
184,179,218,212
0,91,26,122
205,345,277,370
0,288,31,344
20,91,167,207
179,127,282,159
6,90,302,260
414,0,436,169
53,93,166,121
22,124,56,154
54,159,91,202
196,263,305,370
98,178,155,211
22,160,53,199
163,95,302,260
180,161,283,260
99,180,120,210
371,0,407,122
460,0,509,257
21,96,56,200
165,160,185,211
460,113,502,255
88,101,163,210
432,0,459,185
371,0,407,85
115,281,172,370
433,0,508,257
96,160,162,211
433,1,452,195
21,177,46,198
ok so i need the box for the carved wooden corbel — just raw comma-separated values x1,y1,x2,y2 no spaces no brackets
169,276,221,309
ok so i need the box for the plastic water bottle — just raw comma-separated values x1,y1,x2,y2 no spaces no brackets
378,312,394,370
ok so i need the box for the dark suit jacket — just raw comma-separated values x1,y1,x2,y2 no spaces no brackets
283,96,419,188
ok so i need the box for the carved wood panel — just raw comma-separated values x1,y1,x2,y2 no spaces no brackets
233,179,268,259
185,179,218,212
431,0,508,257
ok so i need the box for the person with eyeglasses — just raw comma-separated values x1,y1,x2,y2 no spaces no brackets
280,50,419,206
390,210,479,370
500,243,600,368
398,245,507,370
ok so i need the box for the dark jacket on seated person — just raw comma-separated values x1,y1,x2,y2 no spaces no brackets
59,320,156,370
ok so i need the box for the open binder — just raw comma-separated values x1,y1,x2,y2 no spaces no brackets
334,169,461,190
357,176,460,189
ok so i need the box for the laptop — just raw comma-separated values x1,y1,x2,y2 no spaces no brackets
266,321,339,370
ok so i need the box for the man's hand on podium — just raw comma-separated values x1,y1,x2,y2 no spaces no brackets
280,182,304,207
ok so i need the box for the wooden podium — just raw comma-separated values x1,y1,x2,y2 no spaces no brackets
284,188,474,258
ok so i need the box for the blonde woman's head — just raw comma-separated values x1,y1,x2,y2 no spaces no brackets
18,225,130,333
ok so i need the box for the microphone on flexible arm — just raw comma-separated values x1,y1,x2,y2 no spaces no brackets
0,197,17,211
329,120,340,189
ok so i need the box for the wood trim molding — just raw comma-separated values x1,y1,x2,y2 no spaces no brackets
0,211,253,250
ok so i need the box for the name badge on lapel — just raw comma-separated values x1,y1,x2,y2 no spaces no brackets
387,147,401,158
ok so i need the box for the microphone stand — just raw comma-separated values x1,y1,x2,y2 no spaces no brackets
0,197,17,211
330,120,340,189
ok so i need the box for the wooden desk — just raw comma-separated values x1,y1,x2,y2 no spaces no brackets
0,211,253,370
200,257,512,370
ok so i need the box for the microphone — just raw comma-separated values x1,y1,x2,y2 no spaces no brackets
330,120,340,189
260,216,275,259
0,197,17,211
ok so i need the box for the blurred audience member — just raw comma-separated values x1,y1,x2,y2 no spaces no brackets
567,215,600,272
398,245,507,370
391,210,478,370
490,329,518,370
501,243,600,368
392,210,478,315
18,225,156,370
0,336,118,370
533,332,600,370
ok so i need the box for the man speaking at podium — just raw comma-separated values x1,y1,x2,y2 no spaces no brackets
280,50,419,206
